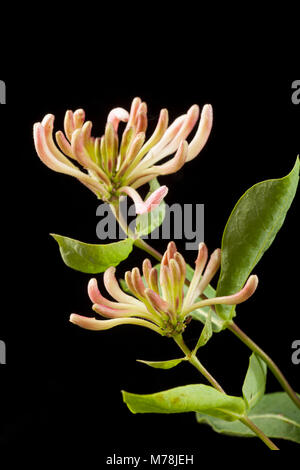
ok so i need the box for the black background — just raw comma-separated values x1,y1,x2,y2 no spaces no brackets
0,74,299,458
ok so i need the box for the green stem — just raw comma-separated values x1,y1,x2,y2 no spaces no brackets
131,235,300,411
110,202,136,239
134,238,162,262
173,334,279,450
228,321,300,409
239,416,279,450
173,334,225,393
110,205,298,412
110,202,163,262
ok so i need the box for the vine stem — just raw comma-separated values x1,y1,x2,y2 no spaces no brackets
173,334,225,393
109,202,299,410
173,334,279,450
109,202,162,262
228,321,300,409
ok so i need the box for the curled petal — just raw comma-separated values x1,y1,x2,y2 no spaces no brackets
88,277,110,304
119,186,144,214
186,104,213,162
142,258,152,286
142,185,168,213
55,130,74,159
169,258,181,284
104,267,142,306
183,243,208,310
169,258,181,310
125,271,139,298
134,114,186,171
118,132,146,177
88,278,147,311
64,110,75,142
93,304,129,318
104,122,118,173
156,105,199,160
33,123,103,194
94,137,101,165
132,267,146,297
125,97,142,130
136,106,148,134
92,302,147,318
81,121,93,147
69,314,163,334
150,140,188,176
41,114,75,166
196,248,221,297
107,107,129,132
144,288,170,313
184,275,259,314
73,109,85,129
174,252,186,280
159,265,172,302
132,109,169,164
148,268,159,294
166,241,177,262
128,173,159,190
71,128,110,187
160,251,168,269
120,185,168,215
120,127,135,162
131,140,187,182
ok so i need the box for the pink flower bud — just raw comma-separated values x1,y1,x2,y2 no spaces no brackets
107,107,129,132
119,185,168,215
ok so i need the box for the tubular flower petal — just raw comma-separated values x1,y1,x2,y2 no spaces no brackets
34,98,212,211
71,241,257,337
119,185,168,214
107,107,129,132
183,275,259,315
69,314,162,334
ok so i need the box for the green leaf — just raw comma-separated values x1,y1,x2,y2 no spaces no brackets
190,308,225,333
51,234,133,273
197,392,300,444
216,158,299,320
242,353,267,410
135,178,166,237
122,384,245,421
193,310,213,353
136,358,186,369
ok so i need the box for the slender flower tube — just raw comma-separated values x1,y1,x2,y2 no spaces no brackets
70,242,258,336
33,98,213,214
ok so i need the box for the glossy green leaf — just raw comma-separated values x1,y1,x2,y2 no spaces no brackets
193,311,213,353
135,178,166,237
51,234,133,273
216,158,299,320
197,392,300,444
136,358,186,369
242,353,267,410
122,384,245,421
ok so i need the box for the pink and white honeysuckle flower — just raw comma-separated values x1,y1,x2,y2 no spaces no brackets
70,241,258,337
33,98,212,214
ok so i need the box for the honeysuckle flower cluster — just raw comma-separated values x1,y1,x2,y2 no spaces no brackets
33,97,213,214
70,242,258,337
